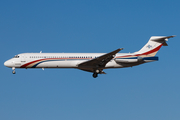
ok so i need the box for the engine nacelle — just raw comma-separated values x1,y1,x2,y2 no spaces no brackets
115,57,143,63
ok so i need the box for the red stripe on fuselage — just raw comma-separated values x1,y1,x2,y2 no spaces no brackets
140,44,163,56
116,44,163,58
20,58,50,68
20,57,92,68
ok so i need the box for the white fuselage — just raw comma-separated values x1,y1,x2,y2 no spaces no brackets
4,52,158,70
4,53,133,69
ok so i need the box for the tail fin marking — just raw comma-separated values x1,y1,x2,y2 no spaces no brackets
134,35,175,57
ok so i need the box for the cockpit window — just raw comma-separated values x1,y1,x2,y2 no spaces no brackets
13,55,19,58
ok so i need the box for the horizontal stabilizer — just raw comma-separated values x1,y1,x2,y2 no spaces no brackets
135,35,175,56
150,35,176,46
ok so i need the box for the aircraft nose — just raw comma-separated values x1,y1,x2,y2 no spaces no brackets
4,60,11,67
4,61,8,67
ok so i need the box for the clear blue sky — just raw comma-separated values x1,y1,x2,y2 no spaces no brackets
1,0,180,120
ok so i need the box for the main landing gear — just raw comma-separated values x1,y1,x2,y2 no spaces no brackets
93,73,98,78
12,67,16,74
92,69,100,78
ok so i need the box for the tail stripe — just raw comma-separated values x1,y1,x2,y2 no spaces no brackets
116,44,163,58
138,44,162,56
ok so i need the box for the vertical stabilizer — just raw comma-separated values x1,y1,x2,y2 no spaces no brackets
134,35,175,57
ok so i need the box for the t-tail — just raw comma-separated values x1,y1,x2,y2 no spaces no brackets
134,35,175,57
115,35,175,64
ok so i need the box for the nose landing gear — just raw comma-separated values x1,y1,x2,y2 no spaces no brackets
12,67,16,74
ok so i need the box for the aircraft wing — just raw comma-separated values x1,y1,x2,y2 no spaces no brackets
78,48,123,73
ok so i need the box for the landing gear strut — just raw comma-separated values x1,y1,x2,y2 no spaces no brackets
92,69,101,78
12,67,16,74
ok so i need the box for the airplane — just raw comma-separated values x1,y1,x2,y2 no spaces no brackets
4,35,175,78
